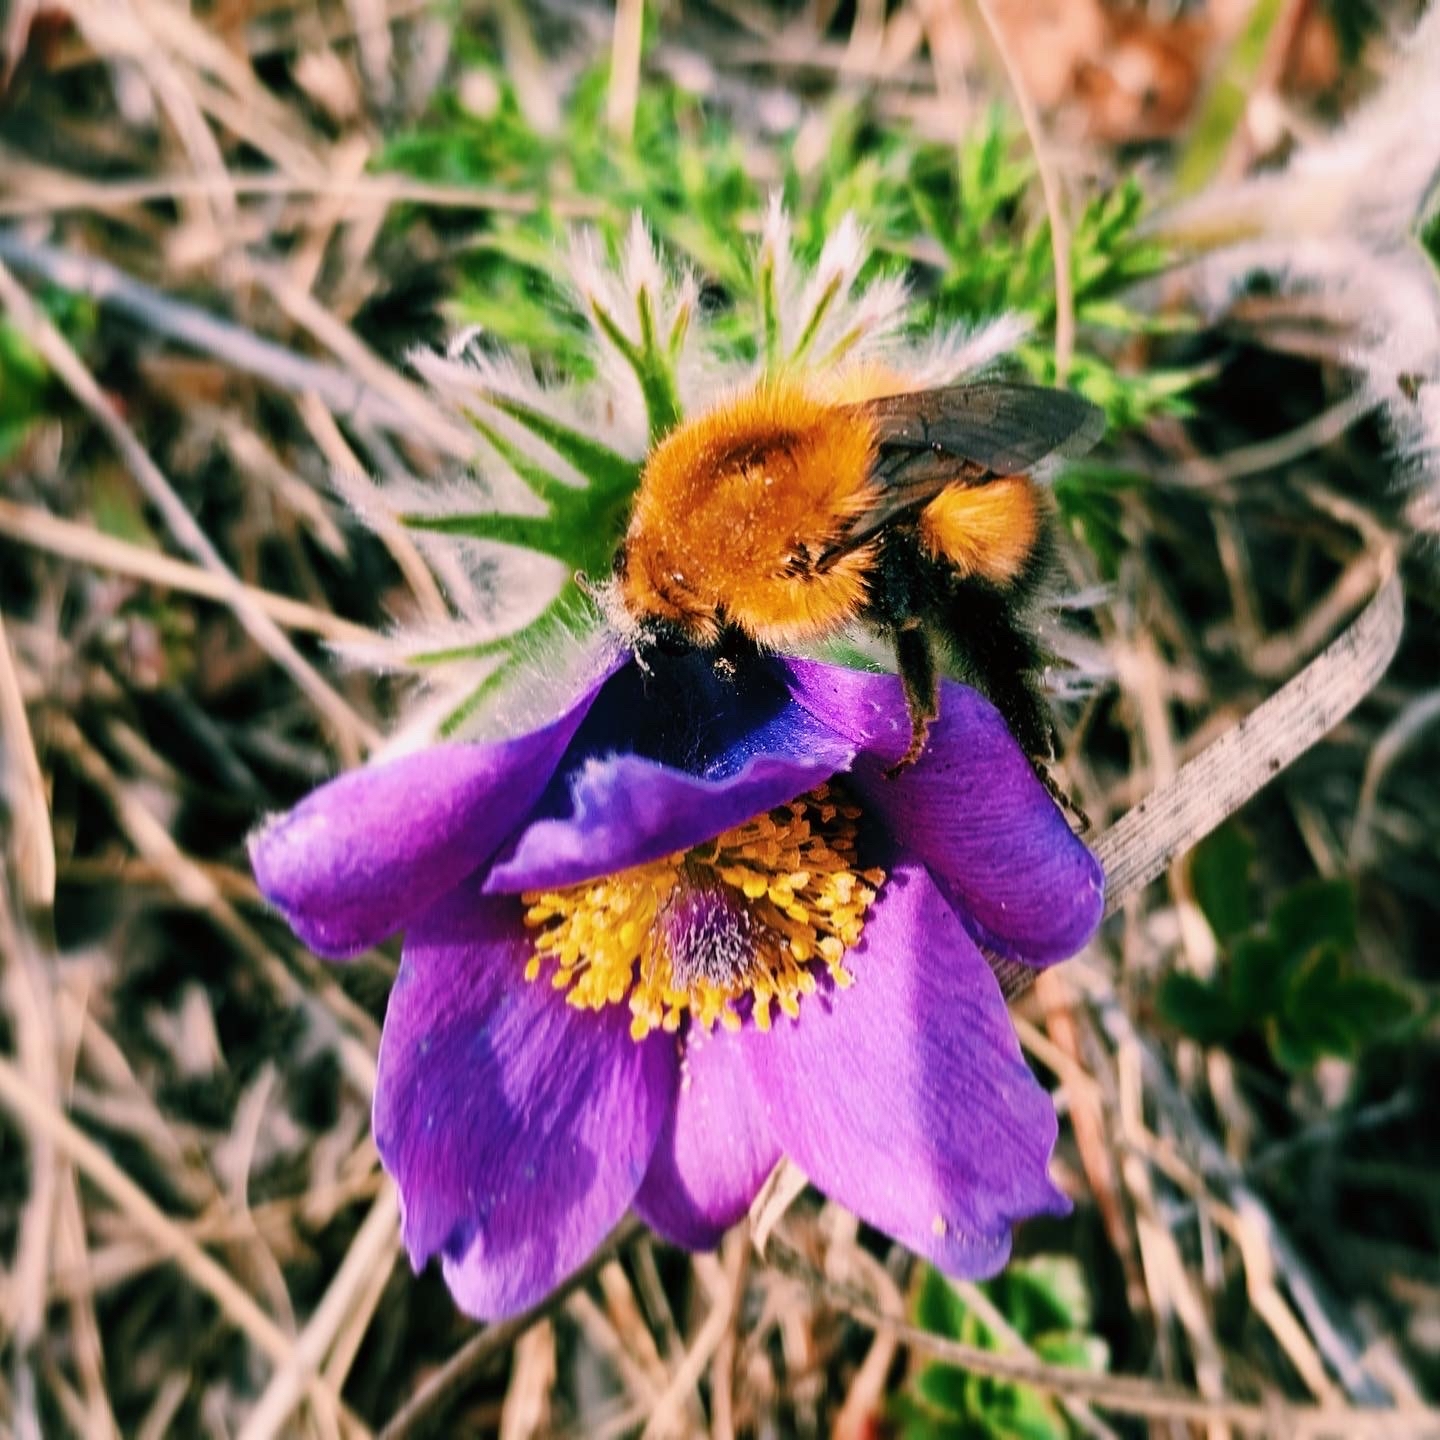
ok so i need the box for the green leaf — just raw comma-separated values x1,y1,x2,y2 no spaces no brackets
1327,973,1418,1040
907,1262,1106,1439
914,1363,974,1417
587,288,683,442
1009,1256,1093,1333
989,1261,1079,1338
431,585,600,737
1270,879,1357,956
1419,182,1440,267
1175,0,1288,194
989,1386,1068,1440
491,396,640,498
1189,825,1255,945
891,1390,970,1440
400,511,576,561
1032,1333,1109,1374
1276,943,1417,1065
92,470,160,549
1158,973,1244,1046
436,652,522,737
1279,943,1347,1030
1270,944,1367,1069
915,1265,971,1340
1228,934,1291,1021
1267,1015,1332,1074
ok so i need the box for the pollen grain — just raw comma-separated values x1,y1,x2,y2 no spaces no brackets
521,784,885,1039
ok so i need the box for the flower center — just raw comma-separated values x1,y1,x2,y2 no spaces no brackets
521,783,885,1040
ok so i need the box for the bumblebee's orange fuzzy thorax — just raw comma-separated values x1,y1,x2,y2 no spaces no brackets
919,476,1042,586
621,379,878,648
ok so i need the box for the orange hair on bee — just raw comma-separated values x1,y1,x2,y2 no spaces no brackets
622,379,878,648
811,361,912,407
918,476,1042,586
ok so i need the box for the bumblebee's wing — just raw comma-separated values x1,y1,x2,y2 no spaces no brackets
838,382,1105,545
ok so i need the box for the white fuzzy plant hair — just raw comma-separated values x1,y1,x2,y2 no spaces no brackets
1169,4,1440,559
333,198,1033,755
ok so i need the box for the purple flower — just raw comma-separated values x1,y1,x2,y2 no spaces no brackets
250,652,1102,1321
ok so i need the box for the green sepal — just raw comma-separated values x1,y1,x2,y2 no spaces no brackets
490,394,642,498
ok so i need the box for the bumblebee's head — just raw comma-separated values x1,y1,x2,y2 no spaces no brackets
613,538,725,651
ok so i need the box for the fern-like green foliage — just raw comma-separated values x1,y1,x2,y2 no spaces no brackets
379,51,1195,434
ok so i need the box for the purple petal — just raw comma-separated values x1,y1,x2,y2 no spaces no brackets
484,671,853,893
374,883,677,1320
749,860,1069,1277
782,659,1102,966
634,1023,780,1250
249,690,602,958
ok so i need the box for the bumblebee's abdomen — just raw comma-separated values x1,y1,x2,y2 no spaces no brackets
918,476,1042,587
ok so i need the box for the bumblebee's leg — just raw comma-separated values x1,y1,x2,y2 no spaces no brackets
887,621,940,777
930,575,1055,759
1032,759,1092,833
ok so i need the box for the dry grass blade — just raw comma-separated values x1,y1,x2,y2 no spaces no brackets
0,1054,368,1436
240,258,480,459
608,0,646,140
49,714,380,1095
0,893,58,1440
640,1246,745,1439
0,258,379,762
238,1183,399,1440
0,497,376,643
0,608,54,910
0,232,472,456
0,169,600,220
996,569,1405,1000
377,1218,642,1440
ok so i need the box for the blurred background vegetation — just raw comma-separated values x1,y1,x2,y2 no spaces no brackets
1,1,1437,1436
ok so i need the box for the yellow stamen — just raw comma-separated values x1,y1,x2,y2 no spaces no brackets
520,783,884,1039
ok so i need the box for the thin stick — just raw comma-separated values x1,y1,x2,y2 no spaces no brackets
296,394,450,624
1351,687,1440,863
641,1245,745,1439
1168,391,1377,488
0,497,374,643
0,1054,368,1436
0,891,58,1440
0,608,54,909
608,0,645,141
995,570,1404,1001
377,1218,642,1440
0,168,601,219
238,1184,400,1440
973,0,1074,382
766,1233,1440,1436
344,0,393,105
323,1225,401,1394
494,0,562,134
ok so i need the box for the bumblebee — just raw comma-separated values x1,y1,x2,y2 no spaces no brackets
613,376,1104,769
